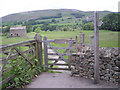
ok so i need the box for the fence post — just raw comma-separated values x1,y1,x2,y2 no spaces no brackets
89,35,94,48
75,36,78,52
34,34,43,66
68,37,72,69
43,36,48,71
79,33,85,45
94,11,99,84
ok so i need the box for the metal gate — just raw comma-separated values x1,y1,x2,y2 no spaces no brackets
43,37,76,71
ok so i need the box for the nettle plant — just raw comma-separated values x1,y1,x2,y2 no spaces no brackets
2,56,42,89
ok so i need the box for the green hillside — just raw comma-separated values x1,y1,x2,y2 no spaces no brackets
2,9,111,22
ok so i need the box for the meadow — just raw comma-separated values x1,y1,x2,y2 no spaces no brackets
0,30,119,47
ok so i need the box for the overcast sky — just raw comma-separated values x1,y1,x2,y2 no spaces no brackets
1,0,119,17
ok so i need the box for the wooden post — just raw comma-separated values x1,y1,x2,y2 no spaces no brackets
82,33,85,44
75,36,78,46
89,35,94,48
75,36,78,52
68,37,72,70
43,36,48,71
79,33,85,45
34,34,43,66
94,11,99,84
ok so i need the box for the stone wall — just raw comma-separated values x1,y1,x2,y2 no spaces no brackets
70,46,120,84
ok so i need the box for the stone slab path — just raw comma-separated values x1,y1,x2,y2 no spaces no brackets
48,49,68,69
26,72,118,88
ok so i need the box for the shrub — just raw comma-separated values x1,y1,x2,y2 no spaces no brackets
35,27,41,33
83,22,94,30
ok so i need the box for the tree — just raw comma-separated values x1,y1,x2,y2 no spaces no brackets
62,27,67,31
101,13,120,31
2,26,10,33
83,22,94,30
35,27,41,33
26,25,33,33
41,23,49,31
51,19,57,23
61,18,64,21
71,13,85,18
22,22,33,32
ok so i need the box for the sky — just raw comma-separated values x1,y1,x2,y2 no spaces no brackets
1,0,119,17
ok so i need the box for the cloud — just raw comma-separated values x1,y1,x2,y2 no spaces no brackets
1,0,119,17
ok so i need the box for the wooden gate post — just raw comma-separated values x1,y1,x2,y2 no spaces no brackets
75,36,78,47
34,34,43,66
94,11,99,84
75,36,78,52
89,35,94,48
68,37,72,70
43,36,48,71
79,33,85,45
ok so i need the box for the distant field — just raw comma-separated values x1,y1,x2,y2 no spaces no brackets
1,30,118,47
0,37,32,46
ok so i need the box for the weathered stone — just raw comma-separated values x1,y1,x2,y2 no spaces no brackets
114,72,120,76
113,67,120,72
115,61,120,68
71,46,120,83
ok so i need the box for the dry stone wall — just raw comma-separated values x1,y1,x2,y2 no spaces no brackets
70,46,120,84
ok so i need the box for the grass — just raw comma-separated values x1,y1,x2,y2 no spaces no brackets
1,30,119,47
0,37,32,45
27,30,118,47
47,70,62,73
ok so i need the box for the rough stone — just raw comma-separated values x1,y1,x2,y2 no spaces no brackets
70,46,120,84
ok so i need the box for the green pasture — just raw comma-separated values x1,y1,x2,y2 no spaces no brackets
1,30,119,47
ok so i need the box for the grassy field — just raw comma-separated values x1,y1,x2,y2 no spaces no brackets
1,30,119,47
0,36,32,46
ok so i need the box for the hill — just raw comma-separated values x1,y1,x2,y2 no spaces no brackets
2,9,111,23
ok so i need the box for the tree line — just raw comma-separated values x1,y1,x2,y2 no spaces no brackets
82,13,120,31
2,12,120,34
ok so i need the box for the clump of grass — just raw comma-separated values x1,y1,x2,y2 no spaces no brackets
48,70,62,73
